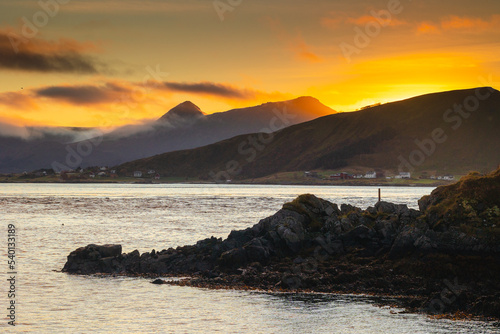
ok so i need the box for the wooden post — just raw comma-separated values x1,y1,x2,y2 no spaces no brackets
378,188,381,202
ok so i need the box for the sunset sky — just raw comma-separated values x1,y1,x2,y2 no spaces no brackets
0,0,499,128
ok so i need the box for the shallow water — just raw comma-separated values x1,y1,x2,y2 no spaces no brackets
1,183,499,333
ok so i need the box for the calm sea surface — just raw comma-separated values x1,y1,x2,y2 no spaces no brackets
1,183,499,333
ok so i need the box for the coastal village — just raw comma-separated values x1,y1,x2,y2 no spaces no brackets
304,170,455,181
1,166,457,185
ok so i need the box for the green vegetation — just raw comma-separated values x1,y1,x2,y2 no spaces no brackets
1,173,202,184
282,194,327,231
420,168,500,229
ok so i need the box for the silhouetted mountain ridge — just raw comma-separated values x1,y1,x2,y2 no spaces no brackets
118,87,500,179
0,96,334,172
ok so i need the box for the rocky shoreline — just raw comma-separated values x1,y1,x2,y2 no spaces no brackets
63,168,500,320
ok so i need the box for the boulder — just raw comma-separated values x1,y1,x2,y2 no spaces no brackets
341,225,378,250
243,237,272,263
62,244,123,274
340,217,353,232
219,247,248,268
389,224,427,258
96,244,122,258
413,235,436,251
375,201,397,214
276,216,305,252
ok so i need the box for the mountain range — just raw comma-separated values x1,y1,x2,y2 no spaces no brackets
117,87,500,180
0,97,333,173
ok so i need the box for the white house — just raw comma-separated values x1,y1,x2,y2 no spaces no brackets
364,171,377,179
134,171,143,178
443,175,454,181
399,172,411,179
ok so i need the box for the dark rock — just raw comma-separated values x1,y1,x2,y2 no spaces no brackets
226,229,255,248
341,225,377,249
418,195,432,212
366,206,377,215
340,203,357,215
340,217,353,232
375,201,397,214
219,247,248,268
243,237,272,263
413,235,437,251
62,244,123,274
96,244,122,258
374,219,397,246
389,225,422,258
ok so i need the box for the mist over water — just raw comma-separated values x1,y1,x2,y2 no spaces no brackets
1,183,498,333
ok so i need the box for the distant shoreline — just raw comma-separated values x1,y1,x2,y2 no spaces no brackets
0,178,451,187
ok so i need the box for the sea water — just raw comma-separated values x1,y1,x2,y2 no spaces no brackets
1,183,498,333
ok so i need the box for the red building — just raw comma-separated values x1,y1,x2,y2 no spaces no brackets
330,172,354,180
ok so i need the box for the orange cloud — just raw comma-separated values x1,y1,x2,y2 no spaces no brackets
416,15,500,35
0,79,289,127
441,15,500,31
0,88,286,135
320,16,343,29
416,22,440,35
293,37,323,63
321,12,406,30
0,91,39,110
266,18,322,63
346,15,406,27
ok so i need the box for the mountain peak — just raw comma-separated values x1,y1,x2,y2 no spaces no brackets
157,101,204,123
293,96,320,103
